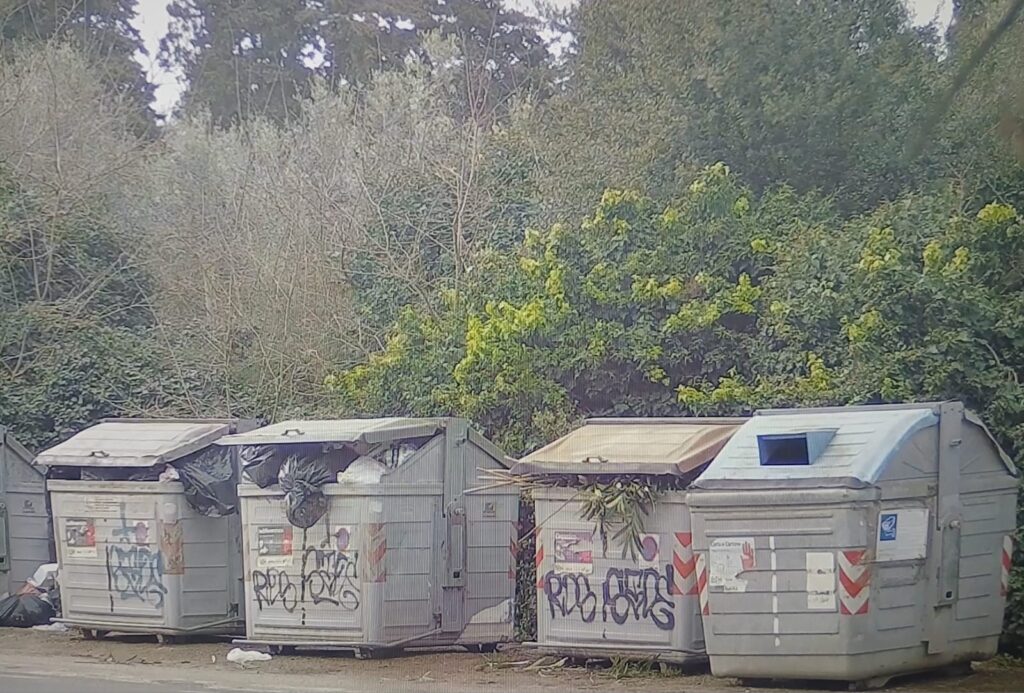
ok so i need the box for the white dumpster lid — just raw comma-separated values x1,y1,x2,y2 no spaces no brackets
512,418,744,477
695,406,940,485
34,419,232,467
215,418,444,447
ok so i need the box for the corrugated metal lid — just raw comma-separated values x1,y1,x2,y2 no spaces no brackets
34,420,231,468
697,406,939,484
215,418,443,447
512,418,744,476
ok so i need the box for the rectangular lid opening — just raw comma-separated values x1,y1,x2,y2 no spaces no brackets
757,429,836,466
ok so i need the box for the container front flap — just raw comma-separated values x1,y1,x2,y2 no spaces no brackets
513,418,743,476
214,418,442,447
34,420,231,467
694,406,939,486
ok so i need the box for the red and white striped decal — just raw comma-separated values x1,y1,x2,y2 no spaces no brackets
670,532,698,596
1001,535,1013,597
535,531,545,589
838,549,870,616
366,522,387,583
695,552,710,615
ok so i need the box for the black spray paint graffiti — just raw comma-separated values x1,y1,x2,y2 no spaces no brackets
105,507,168,609
543,565,675,631
252,568,299,612
301,547,360,610
252,548,361,613
543,572,598,623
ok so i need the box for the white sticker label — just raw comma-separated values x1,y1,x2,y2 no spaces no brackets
64,519,97,558
806,551,836,610
553,530,594,574
85,497,122,516
710,537,756,593
256,526,294,568
875,507,929,562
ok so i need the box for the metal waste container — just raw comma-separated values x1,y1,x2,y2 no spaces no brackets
513,418,742,664
0,427,51,597
688,402,1019,687
37,418,252,640
216,417,517,655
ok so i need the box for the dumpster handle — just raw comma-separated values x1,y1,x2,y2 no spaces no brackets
282,428,304,436
89,450,109,457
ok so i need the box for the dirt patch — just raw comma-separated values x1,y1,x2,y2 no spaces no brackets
1,628,1020,691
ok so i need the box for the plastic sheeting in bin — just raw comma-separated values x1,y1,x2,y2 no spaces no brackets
174,447,238,517
278,455,333,528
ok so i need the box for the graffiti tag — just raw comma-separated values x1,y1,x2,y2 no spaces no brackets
301,548,360,611
106,544,168,608
252,568,299,612
543,565,675,631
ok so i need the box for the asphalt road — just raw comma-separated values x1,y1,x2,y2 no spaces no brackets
0,672,233,693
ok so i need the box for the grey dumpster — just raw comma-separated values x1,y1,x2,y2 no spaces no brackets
0,427,51,597
513,418,742,664
215,417,517,655
688,402,1019,687
37,419,252,640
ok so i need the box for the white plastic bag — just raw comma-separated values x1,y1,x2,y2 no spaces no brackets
337,456,386,484
226,648,272,665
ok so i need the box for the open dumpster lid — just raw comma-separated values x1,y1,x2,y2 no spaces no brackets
214,418,445,447
34,419,232,468
512,418,745,477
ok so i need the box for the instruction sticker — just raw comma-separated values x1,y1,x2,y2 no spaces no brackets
553,530,595,574
710,537,756,593
806,551,837,610
875,507,929,562
638,533,661,568
256,526,294,568
64,519,97,558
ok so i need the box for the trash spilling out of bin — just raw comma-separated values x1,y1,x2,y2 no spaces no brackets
214,417,517,656
688,402,1019,688
35,418,255,640
507,417,743,664
0,426,51,601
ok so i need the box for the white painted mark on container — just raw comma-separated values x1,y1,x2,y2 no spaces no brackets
773,615,780,634
771,574,778,592
774,636,781,647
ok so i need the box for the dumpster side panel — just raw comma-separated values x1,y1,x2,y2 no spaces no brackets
380,492,437,642
534,491,703,662
459,486,517,644
3,434,50,593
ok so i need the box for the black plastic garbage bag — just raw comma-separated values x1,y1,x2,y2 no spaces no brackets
175,447,238,517
278,455,333,528
0,593,54,628
240,445,281,488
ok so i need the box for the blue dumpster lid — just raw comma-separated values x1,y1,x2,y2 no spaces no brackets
695,406,939,485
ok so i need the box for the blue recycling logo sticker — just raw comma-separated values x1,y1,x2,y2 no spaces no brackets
879,513,898,542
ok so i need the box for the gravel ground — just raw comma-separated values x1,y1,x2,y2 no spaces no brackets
0,627,1020,692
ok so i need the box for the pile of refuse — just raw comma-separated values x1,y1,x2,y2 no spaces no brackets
0,562,60,628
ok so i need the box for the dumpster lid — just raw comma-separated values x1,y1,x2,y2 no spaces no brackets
215,418,444,447
694,405,940,486
512,418,744,477
34,420,232,467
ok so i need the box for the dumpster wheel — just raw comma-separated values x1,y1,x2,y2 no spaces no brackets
467,644,498,654
81,629,106,641
156,634,177,645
